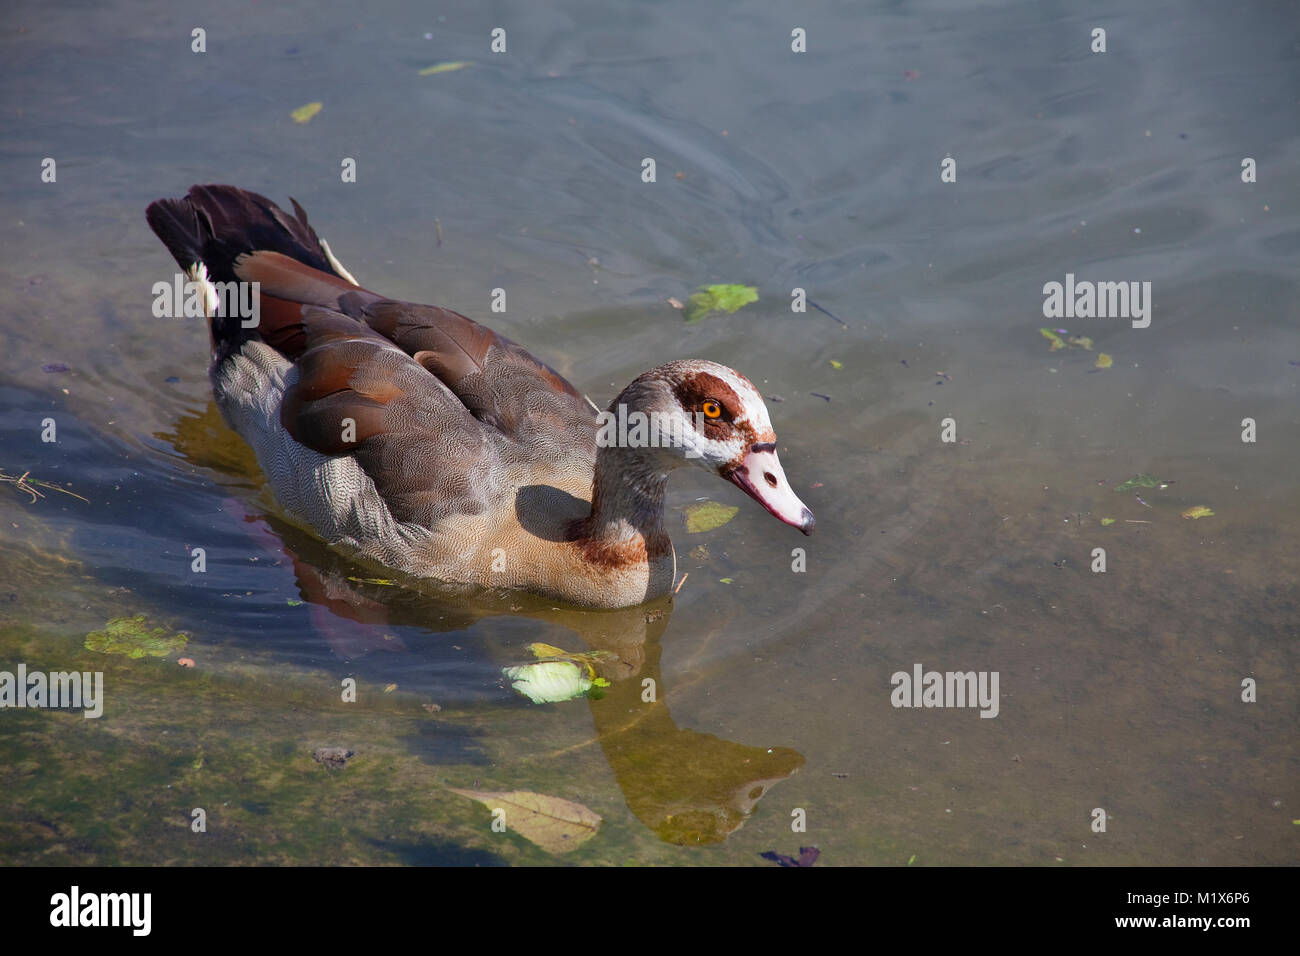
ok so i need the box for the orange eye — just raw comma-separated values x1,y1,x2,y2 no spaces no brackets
702,400,722,419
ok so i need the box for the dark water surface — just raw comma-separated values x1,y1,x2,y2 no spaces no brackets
1,0,1296,864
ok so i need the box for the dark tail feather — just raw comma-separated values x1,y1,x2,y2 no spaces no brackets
145,184,338,283
146,185,368,360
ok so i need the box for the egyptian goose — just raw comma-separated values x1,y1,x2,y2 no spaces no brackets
146,186,814,609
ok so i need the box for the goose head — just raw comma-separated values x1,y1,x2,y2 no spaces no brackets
599,360,815,534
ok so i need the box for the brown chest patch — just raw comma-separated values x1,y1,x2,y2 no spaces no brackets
565,518,670,571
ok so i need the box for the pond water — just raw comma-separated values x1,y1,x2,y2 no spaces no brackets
1,0,1295,864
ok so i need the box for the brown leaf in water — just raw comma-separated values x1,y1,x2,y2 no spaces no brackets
447,789,601,854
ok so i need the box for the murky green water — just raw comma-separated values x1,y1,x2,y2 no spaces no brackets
1,0,1296,865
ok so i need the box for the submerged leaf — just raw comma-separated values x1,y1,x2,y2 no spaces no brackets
1067,335,1094,350
1100,517,1116,526
503,660,591,703
290,102,322,124
1039,328,1066,351
684,501,739,533
1114,474,1166,492
447,789,601,854
1095,352,1113,369
506,645,622,701
418,61,472,75
525,643,619,675
84,615,188,659
1181,505,1215,520
685,284,758,323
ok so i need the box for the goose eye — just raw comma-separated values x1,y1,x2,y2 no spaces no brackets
701,400,723,419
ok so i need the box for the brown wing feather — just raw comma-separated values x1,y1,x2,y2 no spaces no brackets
279,309,499,526
234,250,375,313
149,185,599,501
231,242,595,459
343,299,596,451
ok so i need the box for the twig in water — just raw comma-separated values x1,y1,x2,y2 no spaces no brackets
0,469,89,504
806,298,850,328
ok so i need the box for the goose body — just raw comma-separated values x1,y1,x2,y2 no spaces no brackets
147,186,813,608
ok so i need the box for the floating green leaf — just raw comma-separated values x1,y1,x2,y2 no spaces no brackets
84,615,188,659
418,61,472,76
719,577,733,584
1114,474,1168,492
1100,517,1116,526
290,102,322,124
503,660,591,703
1181,505,1214,520
684,501,739,533
1039,328,1098,354
1095,352,1113,369
829,359,843,370
504,643,623,703
1039,328,1066,351
685,284,758,323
